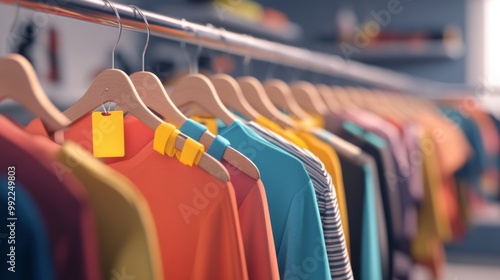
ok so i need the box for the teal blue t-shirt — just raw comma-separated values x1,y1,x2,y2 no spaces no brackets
0,175,55,280
440,107,486,193
218,121,332,280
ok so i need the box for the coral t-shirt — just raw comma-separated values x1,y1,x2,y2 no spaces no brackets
27,115,248,280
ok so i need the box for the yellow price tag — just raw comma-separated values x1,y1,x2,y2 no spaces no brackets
91,111,125,158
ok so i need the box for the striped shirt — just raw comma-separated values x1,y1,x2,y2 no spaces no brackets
247,122,354,280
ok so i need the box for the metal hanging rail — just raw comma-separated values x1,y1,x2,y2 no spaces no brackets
0,0,474,97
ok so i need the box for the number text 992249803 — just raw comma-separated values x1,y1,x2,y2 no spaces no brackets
6,166,16,273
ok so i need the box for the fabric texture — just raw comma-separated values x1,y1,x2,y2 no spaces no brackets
222,160,280,280
0,176,56,280
178,118,280,280
0,116,102,280
217,120,332,280
56,142,164,280
341,110,416,241
324,117,393,280
295,130,351,244
411,131,448,279
313,129,389,279
27,115,249,280
247,122,353,280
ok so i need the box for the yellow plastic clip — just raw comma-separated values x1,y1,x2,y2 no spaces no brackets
164,129,180,157
176,138,205,166
153,123,177,155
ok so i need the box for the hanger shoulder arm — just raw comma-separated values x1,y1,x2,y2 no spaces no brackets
64,69,163,130
130,72,187,126
265,79,312,120
0,54,69,131
174,134,230,182
223,147,261,180
170,74,237,125
238,77,296,128
198,131,260,180
211,74,260,121
291,81,329,115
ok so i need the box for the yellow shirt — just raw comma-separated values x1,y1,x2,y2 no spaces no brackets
56,142,163,280
255,115,309,149
411,131,451,261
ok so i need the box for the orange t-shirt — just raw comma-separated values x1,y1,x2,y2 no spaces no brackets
27,116,249,280
223,162,279,280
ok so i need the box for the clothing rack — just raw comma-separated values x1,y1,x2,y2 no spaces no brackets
1,0,475,97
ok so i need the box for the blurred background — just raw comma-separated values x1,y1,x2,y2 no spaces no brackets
1,0,500,279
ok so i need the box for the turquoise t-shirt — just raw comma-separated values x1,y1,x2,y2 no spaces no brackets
440,107,486,189
217,120,332,280
361,164,382,280
0,175,55,280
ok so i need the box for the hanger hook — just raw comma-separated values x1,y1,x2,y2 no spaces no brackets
180,18,193,74
192,29,202,74
216,27,231,73
219,27,230,54
243,34,254,76
6,0,20,54
180,18,202,74
129,5,149,72
103,0,122,69
285,67,301,83
265,63,277,81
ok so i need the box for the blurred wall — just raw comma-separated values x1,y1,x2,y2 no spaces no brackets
252,0,468,84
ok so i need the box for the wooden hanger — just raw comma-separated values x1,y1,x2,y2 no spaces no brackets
210,73,260,121
128,5,186,126
63,2,229,182
317,84,341,113
0,54,70,131
374,90,413,120
290,81,329,116
169,74,238,125
157,20,260,179
63,69,228,181
331,86,359,111
237,76,296,128
264,79,313,121
348,87,367,108
168,73,262,179
355,88,384,113
131,71,187,125
131,72,260,180
361,88,395,116
169,21,238,125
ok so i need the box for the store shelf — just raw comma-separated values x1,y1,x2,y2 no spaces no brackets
155,4,303,43
306,39,464,62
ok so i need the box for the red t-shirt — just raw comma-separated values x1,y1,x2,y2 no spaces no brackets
223,161,279,280
0,116,101,280
27,115,249,280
